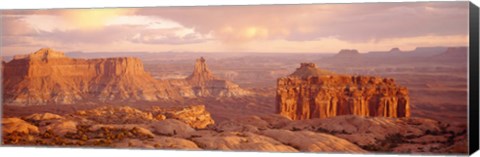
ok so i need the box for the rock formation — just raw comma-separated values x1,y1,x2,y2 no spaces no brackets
432,46,468,61
2,48,182,105
150,105,215,129
2,48,251,105
334,49,360,57
389,48,402,53
186,57,217,85
2,106,466,154
276,63,410,120
183,57,252,97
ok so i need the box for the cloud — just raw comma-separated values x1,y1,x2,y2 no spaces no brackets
32,24,210,45
60,9,136,30
136,2,468,43
0,2,470,55
1,16,38,36
129,27,212,45
2,12,211,46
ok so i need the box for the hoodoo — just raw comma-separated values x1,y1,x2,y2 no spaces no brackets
276,63,410,120
186,57,217,85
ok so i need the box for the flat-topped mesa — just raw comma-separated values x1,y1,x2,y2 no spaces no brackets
445,47,468,54
186,57,217,85
337,49,360,55
276,63,410,120
3,48,179,105
7,48,147,78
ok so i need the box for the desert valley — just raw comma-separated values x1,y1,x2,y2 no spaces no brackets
1,46,468,154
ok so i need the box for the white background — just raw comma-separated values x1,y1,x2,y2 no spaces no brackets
0,0,479,157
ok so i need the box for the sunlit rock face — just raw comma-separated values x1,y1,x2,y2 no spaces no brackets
2,106,465,154
276,63,410,120
2,49,252,106
2,48,181,105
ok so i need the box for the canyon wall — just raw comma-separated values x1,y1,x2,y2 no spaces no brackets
2,48,250,105
276,63,410,120
3,48,181,105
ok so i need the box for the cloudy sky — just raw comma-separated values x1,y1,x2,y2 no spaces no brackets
0,1,469,55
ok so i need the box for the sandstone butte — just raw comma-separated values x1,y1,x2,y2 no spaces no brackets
184,57,252,97
2,48,251,105
276,63,410,120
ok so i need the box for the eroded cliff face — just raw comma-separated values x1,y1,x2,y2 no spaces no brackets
2,48,251,105
3,48,181,105
276,63,410,120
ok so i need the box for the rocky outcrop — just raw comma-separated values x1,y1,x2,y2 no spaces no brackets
150,105,214,129
75,106,155,124
190,131,299,152
183,57,252,97
261,129,367,153
2,48,181,105
280,115,466,153
2,107,466,154
150,119,195,137
276,63,410,120
186,57,217,85
2,118,39,134
74,105,214,129
2,49,251,105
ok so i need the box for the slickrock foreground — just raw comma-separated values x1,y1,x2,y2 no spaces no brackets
276,63,410,120
2,105,466,154
2,48,251,105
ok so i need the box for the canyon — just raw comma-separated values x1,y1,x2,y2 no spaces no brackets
1,46,468,154
2,48,251,106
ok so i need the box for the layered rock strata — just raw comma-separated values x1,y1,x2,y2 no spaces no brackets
276,63,410,120
2,48,251,105
2,48,181,105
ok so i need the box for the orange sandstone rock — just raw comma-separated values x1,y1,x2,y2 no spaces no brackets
276,63,410,120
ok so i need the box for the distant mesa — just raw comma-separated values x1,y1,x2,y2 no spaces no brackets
388,47,402,53
432,46,468,60
444,47,468,54
336,49,360,56
276,63,410,120
2,48,251,106
329,49,362,60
